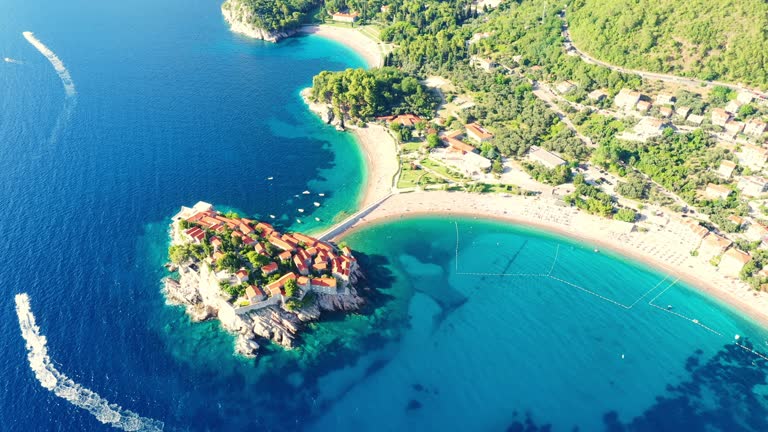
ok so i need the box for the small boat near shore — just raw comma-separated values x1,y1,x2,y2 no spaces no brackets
314,202,320,207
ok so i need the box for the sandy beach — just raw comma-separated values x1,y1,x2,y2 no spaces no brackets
301,89,399,208
299,25,383,68
348,124,399,207
336,190,768,327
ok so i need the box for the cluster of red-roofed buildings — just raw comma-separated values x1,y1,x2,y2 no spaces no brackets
173,202,358,313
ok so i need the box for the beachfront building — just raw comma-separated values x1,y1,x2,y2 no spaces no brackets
698,233,732,261
737,143,768,170
703,183,732,200
737,176,768,197
614,88,642,110
331,11,359,23
528,146,565,169
717,160,737,179
683,218,710,241
465,122,494,142
377,113,423,127
711,108,731,127
719,248,751,277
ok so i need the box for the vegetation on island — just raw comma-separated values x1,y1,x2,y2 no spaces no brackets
311,67,438,120
568,0,768,88
223,0,321,32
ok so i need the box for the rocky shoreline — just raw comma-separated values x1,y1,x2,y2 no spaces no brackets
221,0,297,43
301,88,346,130
165,262,365,358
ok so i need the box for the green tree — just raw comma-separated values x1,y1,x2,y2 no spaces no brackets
284,278,299,299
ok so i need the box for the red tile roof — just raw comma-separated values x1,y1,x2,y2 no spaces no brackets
269,236,296,252
292,232,318,247
246,285,264,300
310,277,337,288
278,251,292,261
465,122,493,140
265,272,297,293
262,262,278,274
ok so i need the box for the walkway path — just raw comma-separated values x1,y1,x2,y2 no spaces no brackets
317,193,394,241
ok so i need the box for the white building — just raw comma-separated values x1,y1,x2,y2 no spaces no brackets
744,119,767,137
614,88,642,110
528,146,565,169
737,176,768,197
717,160,737,179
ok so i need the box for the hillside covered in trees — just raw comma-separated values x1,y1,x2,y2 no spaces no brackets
568,0,768,88
222,0,321,32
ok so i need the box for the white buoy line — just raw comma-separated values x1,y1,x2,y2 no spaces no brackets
453,221,768,364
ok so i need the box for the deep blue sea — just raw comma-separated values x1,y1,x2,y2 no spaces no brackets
2,0,768,431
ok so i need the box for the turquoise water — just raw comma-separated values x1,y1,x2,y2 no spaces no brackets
2,0,768,430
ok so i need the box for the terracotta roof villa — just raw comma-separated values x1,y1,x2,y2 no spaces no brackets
441,130,477,154
465,122,494,142
376,114,423,127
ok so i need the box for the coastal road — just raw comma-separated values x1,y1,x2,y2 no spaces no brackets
560,8,768,99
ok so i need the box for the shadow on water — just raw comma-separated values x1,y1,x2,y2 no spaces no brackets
499,340,768,432
602,339,768,432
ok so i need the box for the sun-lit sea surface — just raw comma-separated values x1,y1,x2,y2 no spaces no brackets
1,0,768,431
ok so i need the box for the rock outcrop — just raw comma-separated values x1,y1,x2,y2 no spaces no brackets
164,263,366,358
221,0,297,43
300,88,346,130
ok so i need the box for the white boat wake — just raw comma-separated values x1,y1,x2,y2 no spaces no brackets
22,31,77,149
14,293,164,432
22,31,75,97
4,57,23,64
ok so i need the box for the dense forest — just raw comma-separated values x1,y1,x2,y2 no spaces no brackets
568,0,768,88
223,0,321,32
311,67,438,120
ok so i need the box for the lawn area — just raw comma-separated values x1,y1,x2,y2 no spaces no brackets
420,158,467,182
401,141,423,153
397,163,423,188
397,162,447,189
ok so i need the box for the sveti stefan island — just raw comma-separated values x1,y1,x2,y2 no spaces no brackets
5,0,768,431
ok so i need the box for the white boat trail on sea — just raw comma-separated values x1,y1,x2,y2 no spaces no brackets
22,31,77,149
14,293,165,432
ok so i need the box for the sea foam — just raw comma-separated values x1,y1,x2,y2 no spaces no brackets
22,31,76,97
14,293,164,432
